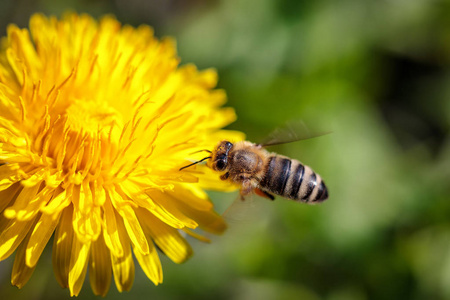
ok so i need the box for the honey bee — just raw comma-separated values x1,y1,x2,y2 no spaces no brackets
180,139,328,204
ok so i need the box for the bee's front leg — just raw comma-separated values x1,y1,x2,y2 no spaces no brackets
220,172,230,180
239,175,255,201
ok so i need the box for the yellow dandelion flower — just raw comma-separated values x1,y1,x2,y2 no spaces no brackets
0,13,244,296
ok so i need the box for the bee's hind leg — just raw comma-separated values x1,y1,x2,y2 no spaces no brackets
254,188,275,200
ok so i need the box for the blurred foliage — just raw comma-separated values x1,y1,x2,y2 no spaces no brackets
0,0,449,299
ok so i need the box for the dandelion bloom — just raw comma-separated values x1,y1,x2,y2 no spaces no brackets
0,13,243,296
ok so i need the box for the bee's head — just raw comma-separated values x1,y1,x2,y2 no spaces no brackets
179,141,233,172
209,141,233,172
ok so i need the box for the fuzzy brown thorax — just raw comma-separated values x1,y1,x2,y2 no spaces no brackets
210,141,266,181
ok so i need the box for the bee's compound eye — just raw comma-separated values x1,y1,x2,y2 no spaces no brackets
225,142,233,148
216,159,226,171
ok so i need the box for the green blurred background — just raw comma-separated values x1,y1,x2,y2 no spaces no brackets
1,0,449,299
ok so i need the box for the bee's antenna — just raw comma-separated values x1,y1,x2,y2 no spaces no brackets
189,149,212,155
179,156,212,171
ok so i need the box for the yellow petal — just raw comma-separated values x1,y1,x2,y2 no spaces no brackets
0,182,20,213
171,195,227,235
21,169,47,187
0,117,21,139
72,207,102,243
108,185,149,255
102,195,123,258
25,210,61,267
52,206,74,288
207,129,246,146
133,240,162,285
179,65,218,89
117,204,149,255
11,230,36,288
68,235,91,297
0,214,36,260
43,170,64,188
93,182,106,206
111,217,135,292
40,187,71,216
146,189,198,229
205,107,238,129
5,47,23,86
72,184,102,242
89,234,112,297
137,208,192,264
182,228,211,243
7,24,40,72
16,186,54,221
3,182,41,219
170,184,213,212
119,181,187,229
79,181,93,213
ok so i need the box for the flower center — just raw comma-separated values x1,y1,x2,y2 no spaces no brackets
66,99,121,134
32,98,125,184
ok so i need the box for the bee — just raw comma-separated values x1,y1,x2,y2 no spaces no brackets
180,139,328,204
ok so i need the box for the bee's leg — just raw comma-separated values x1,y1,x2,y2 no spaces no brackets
239,187,252,201
254,188,275,200
220,172,230,180
239,177,254,200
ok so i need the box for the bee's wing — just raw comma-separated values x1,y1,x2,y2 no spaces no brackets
221,189,275,226
260,120,331,147
222,193,258,223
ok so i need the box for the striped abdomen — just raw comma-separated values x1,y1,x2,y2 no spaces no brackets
259,155,328,203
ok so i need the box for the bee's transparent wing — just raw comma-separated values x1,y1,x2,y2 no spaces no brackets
221,193,258,224
260,120,331,147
